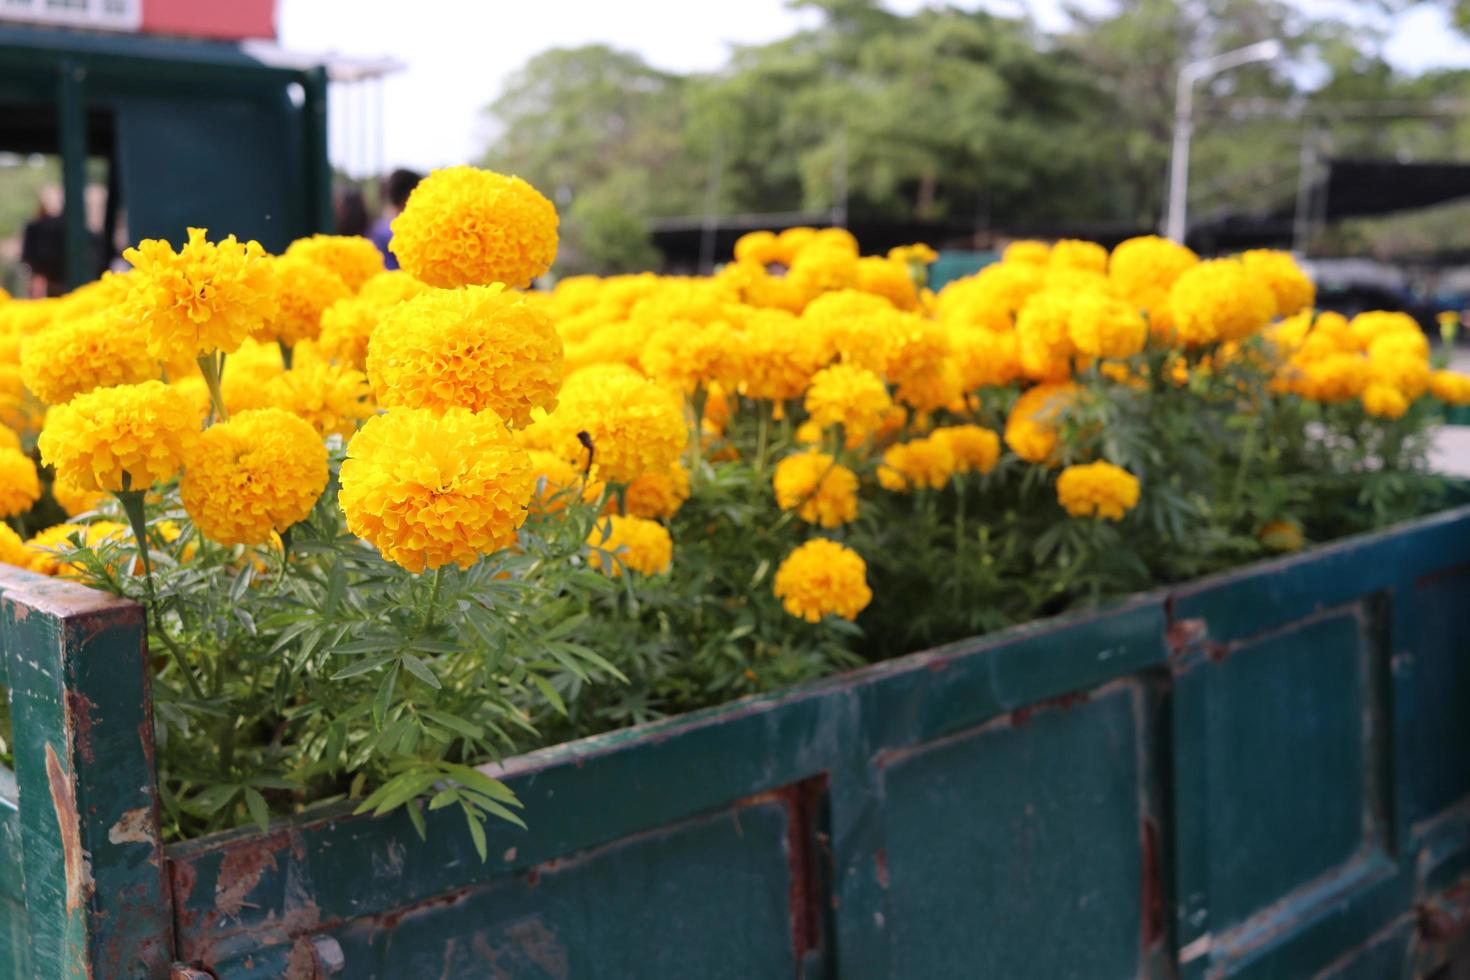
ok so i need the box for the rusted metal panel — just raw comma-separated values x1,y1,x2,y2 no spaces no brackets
0,566,172,979
3,505,1469,976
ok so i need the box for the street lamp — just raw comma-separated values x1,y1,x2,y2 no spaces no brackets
1163,39,1284,243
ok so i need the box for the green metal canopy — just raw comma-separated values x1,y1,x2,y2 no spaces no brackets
0,23,332,287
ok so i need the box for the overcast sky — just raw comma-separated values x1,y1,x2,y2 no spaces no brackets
276,0,1470,179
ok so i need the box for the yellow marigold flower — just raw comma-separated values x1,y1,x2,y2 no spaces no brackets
1362,382,1409,419
587,514,672,576
23,522,77,575
773,538,872,623
255,254,350,348
39,381,196,492
888,243,938,266
639,320,733,393
732,308,832,401
1003,240,1051,265
390,166,558,289
734,230,782,266
1056,461,1140,521
882,313,951,390
1368,331,1429,362
52,475,104,517
1293,352,1368,403
773,451,859,527
789,244,861,302
0,447,40,517
1108,235,1198,339
935,262,1044,330
623,464,691,520
895,359,964,413
856,257,919,310
1048,239,1108,273
1369,351,1430,400
262,361,374,441
1430,370,1470,405
0,423,19,453
1168,259,1275,346
0,364,33,435
1240,249,1314,318
775,227,819,265
21,312,158,406
931,425,1000,474
950,326,1023,389
1004,382,1076,465
367,284,562,426
1350,311,1420,349
285,234,385,292
123,227,277,358
318,297,379,371
0,522,29,568
719,260,806,312
181,408,327,546
550,371,687,484
1068,293,1147,359
217,337,285,414
1259,519,1304,553
359,269,431,307
878,436,955,492
339,406,533,572
804,363,892,440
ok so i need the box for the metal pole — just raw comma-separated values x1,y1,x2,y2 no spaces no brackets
1164,71,1194,243
56,59,88,289
1292,120,1318,255
832,128,848,229
1161,40,1284,244
698,131,723,274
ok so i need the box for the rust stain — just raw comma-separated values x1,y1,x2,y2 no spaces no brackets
215,838,281,919
45,742,94,914
1140,818,1164,949
782,777,828,964
65,691,98,764
1011,690,1090,728
873,848,889,889
471,919,569,980
282,936,320,980
107,806,155,847
1166,617,1207,656
137,719,155,765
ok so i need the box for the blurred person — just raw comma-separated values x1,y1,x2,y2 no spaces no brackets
335,185,370,237
369,168,421,270
21,187,65,297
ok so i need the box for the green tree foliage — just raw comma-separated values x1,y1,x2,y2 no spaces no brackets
480,0,1470,272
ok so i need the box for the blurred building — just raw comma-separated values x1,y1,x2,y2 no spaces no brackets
0,0,396,287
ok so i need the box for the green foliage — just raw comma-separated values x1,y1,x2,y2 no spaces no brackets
478,0,1470,269
64,457,628,847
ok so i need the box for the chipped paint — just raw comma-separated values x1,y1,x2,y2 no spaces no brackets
44,742,93,914
107,807,154,847
215,837,280,919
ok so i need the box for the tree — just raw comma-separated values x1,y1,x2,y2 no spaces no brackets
481,45,702,274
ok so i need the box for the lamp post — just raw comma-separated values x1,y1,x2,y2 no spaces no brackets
1163,39,1284,243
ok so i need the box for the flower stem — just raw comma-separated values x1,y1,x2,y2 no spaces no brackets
421,567,446,632
755,400,771,475
117,488,206,701
196,353,229,423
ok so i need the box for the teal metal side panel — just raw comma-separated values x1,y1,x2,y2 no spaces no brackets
1405,569,1470,829
878,679,1162,979
116,94,309,253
